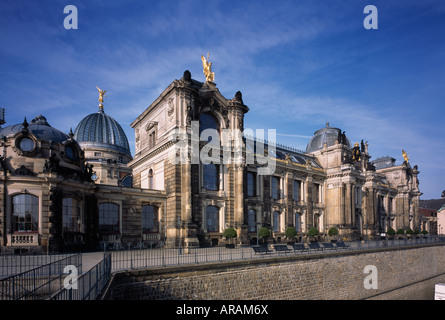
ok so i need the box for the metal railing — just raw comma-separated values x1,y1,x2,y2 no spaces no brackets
0,253,82,300
2,236,443,300
105,236,445,272
50,253,111,300
0,253,77,278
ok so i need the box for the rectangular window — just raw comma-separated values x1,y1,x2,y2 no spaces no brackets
247,172,256,197
99,203,120,234
273,211,281,232
248,210,256,232
272,176,280,200
295,213,301,232
63,198,81,232
142,205,159,233
203,164,219,191
293,180,300,201
313,183,320,204
148,131,156,149
206,206,219,232
12,194,39,232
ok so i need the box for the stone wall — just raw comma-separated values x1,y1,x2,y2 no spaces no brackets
104,244,445,300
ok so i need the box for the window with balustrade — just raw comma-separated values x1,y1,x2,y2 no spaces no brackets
12,194,39,233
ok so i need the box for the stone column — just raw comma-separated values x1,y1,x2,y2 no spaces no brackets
181,159,199,248
345,183,352,226
350,184,356,227
234,164,246,244
306,176,313,228
340,183,345,226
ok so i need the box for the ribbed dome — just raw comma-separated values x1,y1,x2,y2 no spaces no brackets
306,123,350,153
0,115,70,143
74,108,131,156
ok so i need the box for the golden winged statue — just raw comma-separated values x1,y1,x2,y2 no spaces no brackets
201,53,215,82
402,150,409,163
96,86,107,103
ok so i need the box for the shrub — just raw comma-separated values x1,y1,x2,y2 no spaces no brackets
285,227,297,238
396,229,405,235
258,227,270,239
328,227,339,236
223,228,237,239
307,227,319,237
406,228,413,235
387,227,396,236
421,230,429,235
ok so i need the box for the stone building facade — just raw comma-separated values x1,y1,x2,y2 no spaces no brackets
0,62,423,253
128,69,422,248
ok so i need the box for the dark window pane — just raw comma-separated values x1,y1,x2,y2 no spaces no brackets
293,180,300,201
99,203,119,233
63,198,81,232
142,205,159,233
203,164,219,191
273,211,281,232
248,210,256,232
247,172,256,197
206,206,219,232
272,177,280,200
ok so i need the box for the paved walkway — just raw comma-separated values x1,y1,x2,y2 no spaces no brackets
80,251,107,274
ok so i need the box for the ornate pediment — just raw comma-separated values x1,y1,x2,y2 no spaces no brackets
145,121,158,132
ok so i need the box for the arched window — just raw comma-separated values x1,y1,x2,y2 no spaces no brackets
142,205,159,233
273,210,281,232
63,198,81,232
122,175,133,188
98,203,119,234
148,169,154,189
203,163,219,191
248,209,257,232
206,206,219,232
199,113,219,135
12,194,38,232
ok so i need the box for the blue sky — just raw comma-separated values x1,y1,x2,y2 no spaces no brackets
0,0,444,200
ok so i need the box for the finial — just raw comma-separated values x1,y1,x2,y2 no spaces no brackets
22,117,29,131
183,70,192,82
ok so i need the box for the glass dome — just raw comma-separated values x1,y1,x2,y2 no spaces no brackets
306,123,350,153
74,108,131,156
0,115,70,143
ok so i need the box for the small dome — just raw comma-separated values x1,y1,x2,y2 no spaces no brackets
0,115,70,143
306,123,350,153
74,108,131,156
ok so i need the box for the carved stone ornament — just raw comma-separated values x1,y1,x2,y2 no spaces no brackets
14,165,35,176
167,98,174,117
146,121,158,131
